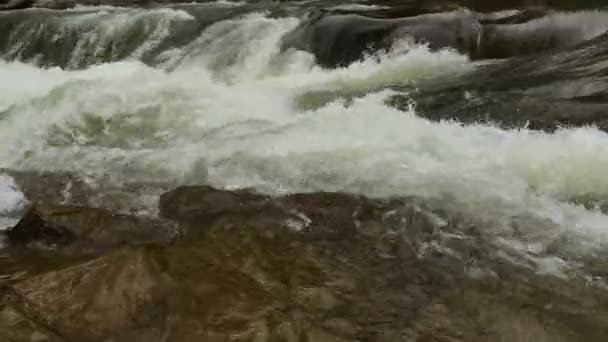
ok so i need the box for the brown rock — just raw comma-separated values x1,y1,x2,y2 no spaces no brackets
0,303,65,342
159,185,380,241
4,204,177,255
1,186,607,341
0,199,434,341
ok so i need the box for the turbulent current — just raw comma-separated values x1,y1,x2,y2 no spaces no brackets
2,2,608,282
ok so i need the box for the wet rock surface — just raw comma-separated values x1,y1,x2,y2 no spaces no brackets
397,32,608,131
1,185,607,341
282,8,608,67
5,204,177,255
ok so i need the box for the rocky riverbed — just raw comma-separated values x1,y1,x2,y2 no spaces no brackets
1,177,608,341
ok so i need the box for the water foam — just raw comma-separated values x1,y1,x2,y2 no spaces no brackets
326,4,389,11
0,174,27,230
1,10,607,269
509,10,608,43
1,6,195,68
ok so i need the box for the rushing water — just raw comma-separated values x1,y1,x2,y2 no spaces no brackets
1,2,608,282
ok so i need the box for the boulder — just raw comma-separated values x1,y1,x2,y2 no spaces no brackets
4,204,177,255
400,32,608,131
281,11,482,68
0,186,607,341
282,8,608,67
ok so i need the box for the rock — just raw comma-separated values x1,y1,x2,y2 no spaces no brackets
281,11,482,68
159,185,373,241
159,185,271,222
282,8,608,68
399,32,608,131
4,204,177,255
0,248,171,341
0,0,35,11
0,209,439,341
0,297,64,342
0,185,607,341
5,208,76,249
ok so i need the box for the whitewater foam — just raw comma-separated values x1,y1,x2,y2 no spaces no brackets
326,4,389,11
507,10,608,44
0,174,27,230
0,10,607,272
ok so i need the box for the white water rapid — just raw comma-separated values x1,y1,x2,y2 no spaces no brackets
1,5,608,280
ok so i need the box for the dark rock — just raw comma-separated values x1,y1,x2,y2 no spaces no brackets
159,185,271,222
282,11,483,68
444,0,607,11
160,185,384,242
283,8,608,68
5,209,76,249
400,32,608,131
0,0,35,11
3,204,178,255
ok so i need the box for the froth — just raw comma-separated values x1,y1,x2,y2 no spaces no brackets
0,12,607,268
0,175,27,230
